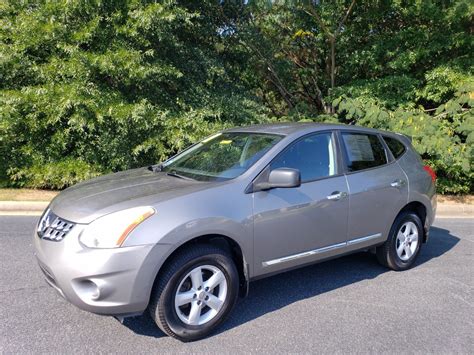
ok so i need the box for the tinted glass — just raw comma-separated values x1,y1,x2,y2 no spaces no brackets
270,133,336,182
342,133,387,172
161,132,282,181
383,136,406,158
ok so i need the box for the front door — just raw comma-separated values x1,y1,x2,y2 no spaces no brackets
252,132,349,277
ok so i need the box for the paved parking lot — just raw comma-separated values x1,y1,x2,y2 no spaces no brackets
0,216,472,353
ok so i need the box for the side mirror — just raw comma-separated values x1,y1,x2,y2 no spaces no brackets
255,168,301,191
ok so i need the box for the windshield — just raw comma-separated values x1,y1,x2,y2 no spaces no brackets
161,132,283,181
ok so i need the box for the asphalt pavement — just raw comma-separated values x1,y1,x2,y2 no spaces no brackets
0,216,472,353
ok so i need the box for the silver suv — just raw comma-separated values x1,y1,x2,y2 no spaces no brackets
34,123,436,341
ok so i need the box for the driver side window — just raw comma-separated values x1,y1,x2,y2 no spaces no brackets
270,132,337,182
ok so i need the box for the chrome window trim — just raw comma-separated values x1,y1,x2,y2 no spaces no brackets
262,233,382,267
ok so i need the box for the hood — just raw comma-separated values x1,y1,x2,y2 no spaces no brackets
49,167,212,224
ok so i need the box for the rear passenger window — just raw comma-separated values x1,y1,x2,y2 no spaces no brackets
383,136,406,159
342,133,387,172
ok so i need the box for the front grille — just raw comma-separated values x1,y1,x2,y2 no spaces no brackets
37,209,75,242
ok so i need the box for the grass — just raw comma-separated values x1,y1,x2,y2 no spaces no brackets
0,189,59,201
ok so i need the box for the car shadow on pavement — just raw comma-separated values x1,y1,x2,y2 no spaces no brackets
123,226,459,339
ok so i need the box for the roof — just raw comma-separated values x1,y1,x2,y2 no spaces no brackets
224,122,390,136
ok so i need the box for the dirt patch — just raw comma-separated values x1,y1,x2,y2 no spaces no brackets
437,195,474,205
0,189,59,201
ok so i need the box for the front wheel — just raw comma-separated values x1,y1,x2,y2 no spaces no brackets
376,211,423,271
149,244,239,341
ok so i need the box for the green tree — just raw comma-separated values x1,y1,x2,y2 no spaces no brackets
0,0,265,188
234,0,473,193
0,0,472,193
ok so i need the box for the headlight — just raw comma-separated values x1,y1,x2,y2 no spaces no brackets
79,206,155,248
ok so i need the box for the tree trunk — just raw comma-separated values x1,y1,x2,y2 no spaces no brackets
330,35,335,91
328,35,336,113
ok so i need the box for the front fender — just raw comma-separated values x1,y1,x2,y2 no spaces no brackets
130,216,253,313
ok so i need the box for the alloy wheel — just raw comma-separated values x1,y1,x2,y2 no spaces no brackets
395,221,419,261
174,265,228,326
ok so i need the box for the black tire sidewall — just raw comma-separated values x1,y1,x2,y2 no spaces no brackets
159,251,238,341
388,212,423,270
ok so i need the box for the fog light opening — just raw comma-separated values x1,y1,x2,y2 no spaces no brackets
90,285,100,301
78,280,101,301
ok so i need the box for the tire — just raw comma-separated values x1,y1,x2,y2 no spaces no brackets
148,244,239,342
376,211,423,271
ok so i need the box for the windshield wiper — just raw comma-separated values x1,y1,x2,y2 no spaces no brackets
148,165,194,181
148,164,163,172
166,171,194,181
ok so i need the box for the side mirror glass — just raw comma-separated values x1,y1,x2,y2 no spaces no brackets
255,168,301,191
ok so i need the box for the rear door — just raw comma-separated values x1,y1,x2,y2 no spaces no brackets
340,131,408,245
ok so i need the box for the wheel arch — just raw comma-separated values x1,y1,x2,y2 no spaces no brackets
152,234,249,301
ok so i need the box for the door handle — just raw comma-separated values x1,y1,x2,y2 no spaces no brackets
390,179,406,188
326,191,348,201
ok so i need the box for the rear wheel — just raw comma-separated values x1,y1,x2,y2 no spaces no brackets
149,244,239,342
376,211,423,271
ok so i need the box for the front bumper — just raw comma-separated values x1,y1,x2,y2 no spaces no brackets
34,224,171,316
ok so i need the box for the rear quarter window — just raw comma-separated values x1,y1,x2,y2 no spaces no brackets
342,132,387,172
383,136,406,159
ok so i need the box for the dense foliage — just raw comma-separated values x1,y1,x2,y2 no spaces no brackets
0,0,472,193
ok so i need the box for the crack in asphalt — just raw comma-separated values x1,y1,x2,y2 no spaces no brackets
0,285,49,294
